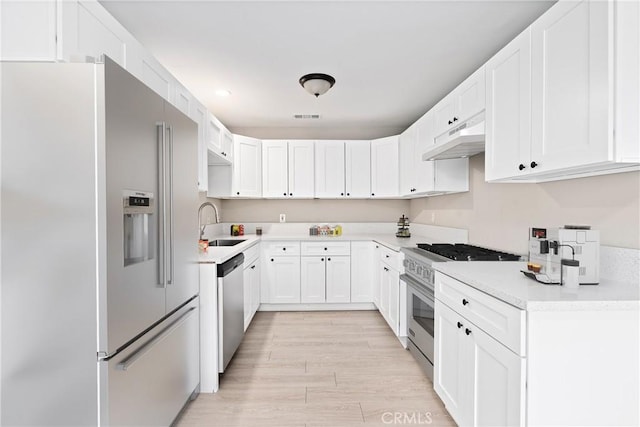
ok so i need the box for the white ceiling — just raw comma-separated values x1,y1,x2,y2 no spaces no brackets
100,0,555,139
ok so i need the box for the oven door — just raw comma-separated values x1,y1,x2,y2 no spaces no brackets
403,274,435,380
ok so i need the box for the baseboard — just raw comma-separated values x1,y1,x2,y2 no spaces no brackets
258,302,377,311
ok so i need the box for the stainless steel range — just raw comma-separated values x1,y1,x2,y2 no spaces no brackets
401,244,520,380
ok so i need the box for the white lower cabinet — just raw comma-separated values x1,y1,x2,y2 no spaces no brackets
377,245,403,336
263,256,300,304
243,257,260,331
435,300,524,427
350,241,375,302
300,242,351,303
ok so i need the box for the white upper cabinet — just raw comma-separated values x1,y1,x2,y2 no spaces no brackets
262,141,289,197
486,0,639,182
232,135,262,197
189,100,209,192
206,113,224,158
530,0,610,173
1,1,57,61
220,128,234,161
399,122,418,196
288,141,315,198
173,82,192,116
315,141,346,198
400,111,468,197
432,66,486,138
371,136,400,198
262,140,314,198
485,28,532,182
345,140,371,198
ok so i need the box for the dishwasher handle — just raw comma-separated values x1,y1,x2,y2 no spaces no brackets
217,253,245,277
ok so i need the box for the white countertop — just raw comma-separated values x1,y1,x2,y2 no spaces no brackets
198,233,435,264
434,261,640,311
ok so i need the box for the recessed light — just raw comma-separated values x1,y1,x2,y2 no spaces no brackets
215,89,231,97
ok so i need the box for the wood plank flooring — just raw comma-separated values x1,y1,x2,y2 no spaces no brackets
177,310,455,427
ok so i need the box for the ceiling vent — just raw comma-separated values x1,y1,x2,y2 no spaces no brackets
294,114,321,119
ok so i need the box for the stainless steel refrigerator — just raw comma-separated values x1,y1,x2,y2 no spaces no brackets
1,58,200,426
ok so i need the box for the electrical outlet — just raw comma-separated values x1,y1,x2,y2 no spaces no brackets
279,213,286,223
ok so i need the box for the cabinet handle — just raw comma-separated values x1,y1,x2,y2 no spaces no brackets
462,299,469,306
341,192,344,196
251,265,256,269
518,164,526,171
530,161,538,169
347,193,350,196
465,328,472,336
371,193,375,196
453,117,459,122
321,258,324,261
328,258,331,261
457,322,463,329
385,255,390,258
283,248,287,251
270,258,274,262
289,193,293,196
236,192,240,195
283,192,287,196
324,247,328,251
448,120,453,125
383,267,389,271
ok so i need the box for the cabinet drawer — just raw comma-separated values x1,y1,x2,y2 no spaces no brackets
301,241,350,256
263,241,300,257
435,272,525,356
243,242,260,265
379,244,404,271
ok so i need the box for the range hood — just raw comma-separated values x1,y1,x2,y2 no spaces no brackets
422,112,485,161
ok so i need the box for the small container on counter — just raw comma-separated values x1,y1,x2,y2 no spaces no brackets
198,239,209,254
256,227,262,235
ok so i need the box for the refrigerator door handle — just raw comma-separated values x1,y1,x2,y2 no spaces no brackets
157,122,167,288
116,306,196,371
167,124,174,285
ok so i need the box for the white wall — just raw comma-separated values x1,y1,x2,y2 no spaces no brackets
410,155,640,254
220,198,410,223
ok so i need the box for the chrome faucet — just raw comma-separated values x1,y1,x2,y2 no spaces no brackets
198,202,220,240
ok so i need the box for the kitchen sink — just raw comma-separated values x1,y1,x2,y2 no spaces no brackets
208,239,245,247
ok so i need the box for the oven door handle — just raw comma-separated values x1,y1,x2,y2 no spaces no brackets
401,273,435,302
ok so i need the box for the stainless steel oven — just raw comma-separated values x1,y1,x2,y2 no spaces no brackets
402,273,436,380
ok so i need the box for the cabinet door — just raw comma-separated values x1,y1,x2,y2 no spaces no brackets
189,101,208,192
315,141,345,198
399,124,417,196
345,141,371,198
530,0,611,173
233,135,262,197
372,246,381,310
379,265,390,320
251,262,261,315
433,95,457,138
370,136,399,198
262,141,289,197
456,66,486,124
173,83,192,116
350,241,374,303
387,267,400,335
220,128,233,161
326,256,351,303
0,0,56,60
471,323,525,427
485,28,532,181
207,113,223,153
434,300,469,426
414,112,436,193
243,265,253,331
265,256,300,303
301,257,326,303
288,141,315,198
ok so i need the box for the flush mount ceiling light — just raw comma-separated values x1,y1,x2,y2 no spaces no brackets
299,73,336,97
215,89,231,97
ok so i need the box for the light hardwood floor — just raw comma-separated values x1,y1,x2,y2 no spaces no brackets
177,310,455,427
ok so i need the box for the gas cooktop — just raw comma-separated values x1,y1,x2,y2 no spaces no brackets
416,243,521,261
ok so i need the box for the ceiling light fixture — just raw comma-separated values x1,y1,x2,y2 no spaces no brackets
215,89,231,97
299,73,336,98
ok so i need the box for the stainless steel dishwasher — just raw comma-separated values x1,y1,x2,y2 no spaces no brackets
217,253,244,372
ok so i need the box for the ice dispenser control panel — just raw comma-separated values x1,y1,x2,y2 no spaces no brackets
123,190,155,266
